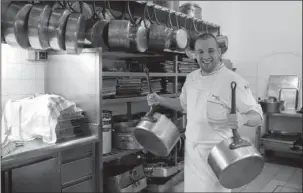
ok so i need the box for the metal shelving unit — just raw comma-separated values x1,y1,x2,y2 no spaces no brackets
103,72,178,77
103,148,142,163
103,93,180,105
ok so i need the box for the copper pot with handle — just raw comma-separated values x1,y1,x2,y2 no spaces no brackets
133,68,180,157
207,82,264,189
28,4,52,50
48,8,71,51
108,2,131,50
148,5,171,52
65,12,86,54
167,11,188,51
3,3,33,49
126,1,148,53
85,2,110,49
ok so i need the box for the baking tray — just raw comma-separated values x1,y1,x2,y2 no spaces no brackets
266,75,300,99
279,88,299,113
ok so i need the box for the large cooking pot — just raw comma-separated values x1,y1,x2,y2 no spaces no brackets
133,68,180,157
85,18,109,48
259,97,285,113
179,3,202,19
167,11,188,51
207,82,264,189
28,4,52,50
65,12,86,54
127,1,148,53
107,3,131,50
1,1,11,43
48,8,71,51
3,3,33,48
148,6,171,51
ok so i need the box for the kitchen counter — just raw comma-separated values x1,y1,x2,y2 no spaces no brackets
1,135,99,170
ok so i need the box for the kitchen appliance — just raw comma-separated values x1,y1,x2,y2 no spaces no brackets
208,82,264,189
134,68,180,157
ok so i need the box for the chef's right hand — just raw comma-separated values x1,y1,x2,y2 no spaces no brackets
147,92,161,106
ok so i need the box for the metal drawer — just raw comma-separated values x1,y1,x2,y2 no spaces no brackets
62,177,94,192
61,156,93,185
61,144,92,163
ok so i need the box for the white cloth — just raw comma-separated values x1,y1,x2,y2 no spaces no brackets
1,94,80,145
180,65,263,192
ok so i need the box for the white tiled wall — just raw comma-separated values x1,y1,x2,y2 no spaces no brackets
1,44,46,109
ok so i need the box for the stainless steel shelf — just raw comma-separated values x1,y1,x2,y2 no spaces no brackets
103,72,178,77
102,148,142,163
103,93,180,104
267,113,302,118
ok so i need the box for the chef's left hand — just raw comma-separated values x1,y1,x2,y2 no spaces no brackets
227,113,247,130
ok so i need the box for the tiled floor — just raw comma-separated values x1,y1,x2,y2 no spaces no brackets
172,161,302,192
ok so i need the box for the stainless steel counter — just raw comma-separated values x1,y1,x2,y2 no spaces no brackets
1,135,99,170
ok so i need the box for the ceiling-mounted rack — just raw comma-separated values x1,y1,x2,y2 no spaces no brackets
93,0,220,35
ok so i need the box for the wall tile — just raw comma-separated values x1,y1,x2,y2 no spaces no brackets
22,64,36,79
35,64,45,79
1,46,46,108
3,80,23,95
22,80,36,95
35,79,45,94
3,64,23,79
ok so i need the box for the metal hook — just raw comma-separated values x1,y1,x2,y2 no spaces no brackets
107,0,124,19
145,2,154,24
174,12,180,29
153,5,160,25
127,1,136,25
167,11,173,28
193,18,199,33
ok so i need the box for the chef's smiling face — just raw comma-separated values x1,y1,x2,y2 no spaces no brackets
195,35,221,74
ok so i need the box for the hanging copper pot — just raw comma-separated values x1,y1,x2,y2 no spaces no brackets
48,8,71,51
127,1,148,53
3,3,33,49
148,5,171,51
167,11,188,51
28,4,52,50
65,12,86,54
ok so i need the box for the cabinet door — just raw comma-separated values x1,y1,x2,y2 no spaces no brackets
12,158,61,193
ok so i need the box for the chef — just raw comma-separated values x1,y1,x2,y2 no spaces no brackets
147,33,263,192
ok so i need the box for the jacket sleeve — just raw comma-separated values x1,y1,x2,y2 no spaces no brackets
179,77,188,112
235,81,264,121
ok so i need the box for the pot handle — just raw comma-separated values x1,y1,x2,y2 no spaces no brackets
229,81,251,150
141,68,157,122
